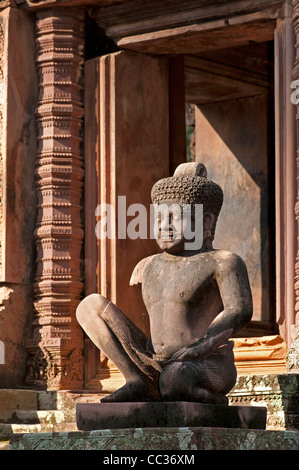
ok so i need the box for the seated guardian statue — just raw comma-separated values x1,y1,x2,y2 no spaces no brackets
76,163,253,404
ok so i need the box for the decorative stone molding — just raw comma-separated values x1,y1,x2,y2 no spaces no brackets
9,425,299,450
26,7,85,390
228,373,299,430
233,336,287,375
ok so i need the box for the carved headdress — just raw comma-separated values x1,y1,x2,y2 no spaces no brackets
151,162,223,217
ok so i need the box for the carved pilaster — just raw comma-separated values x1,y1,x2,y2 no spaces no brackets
0,19,4,281
26,8,85,389
290,0,299,371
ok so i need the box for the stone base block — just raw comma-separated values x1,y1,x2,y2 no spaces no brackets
9,427,299,450
76,402,267,430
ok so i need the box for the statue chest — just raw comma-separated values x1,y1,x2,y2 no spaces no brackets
141,257,216,308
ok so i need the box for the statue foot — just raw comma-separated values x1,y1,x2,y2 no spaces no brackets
101,379,162,403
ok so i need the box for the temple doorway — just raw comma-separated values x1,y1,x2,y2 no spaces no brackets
184,41,276,337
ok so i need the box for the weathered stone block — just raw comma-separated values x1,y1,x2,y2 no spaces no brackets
9,427,299,450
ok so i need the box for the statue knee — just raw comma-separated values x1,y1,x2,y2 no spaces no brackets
76,293,109,328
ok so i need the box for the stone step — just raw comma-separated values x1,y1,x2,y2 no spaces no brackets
0,390,38,422
0,389,106,413
0,420,78,442
13,409,76,425
0,423,43,441
0,389,106,445
0,441,9,451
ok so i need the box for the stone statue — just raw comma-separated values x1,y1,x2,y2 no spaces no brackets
76,162,253,405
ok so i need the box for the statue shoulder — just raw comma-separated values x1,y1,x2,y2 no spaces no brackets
129,254,159,288
213,250,247,274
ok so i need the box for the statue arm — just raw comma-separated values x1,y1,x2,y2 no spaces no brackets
169,253,253,362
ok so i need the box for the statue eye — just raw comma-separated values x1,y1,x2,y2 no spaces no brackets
172,212,181,221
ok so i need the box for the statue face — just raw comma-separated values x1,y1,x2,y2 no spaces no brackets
153,199,193,254
153,199,215,254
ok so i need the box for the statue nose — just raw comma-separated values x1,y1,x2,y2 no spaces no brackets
160,218,172,232
161,218,168,230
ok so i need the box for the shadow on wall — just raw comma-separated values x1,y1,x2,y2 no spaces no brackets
195,92,275,326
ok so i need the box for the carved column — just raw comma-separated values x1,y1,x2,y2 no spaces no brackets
26,8,85,389
290,0,299,371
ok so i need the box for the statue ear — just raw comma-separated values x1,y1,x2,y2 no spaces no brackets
203,212,214,228
203,212,214,239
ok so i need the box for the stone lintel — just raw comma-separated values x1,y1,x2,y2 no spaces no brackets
76,402,267,431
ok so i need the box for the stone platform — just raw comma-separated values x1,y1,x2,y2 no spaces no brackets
9,427,299,450
76,402,267,430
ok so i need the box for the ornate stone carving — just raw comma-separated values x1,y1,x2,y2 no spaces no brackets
26,8,85,390
228,373,299,430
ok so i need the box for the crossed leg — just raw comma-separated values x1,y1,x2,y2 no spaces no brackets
76,294,161,402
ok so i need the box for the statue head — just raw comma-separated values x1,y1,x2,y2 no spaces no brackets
151,162,223,254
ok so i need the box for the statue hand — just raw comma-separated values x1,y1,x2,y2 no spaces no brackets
168,343,208,363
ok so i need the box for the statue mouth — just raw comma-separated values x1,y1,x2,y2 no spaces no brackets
159,231,174,240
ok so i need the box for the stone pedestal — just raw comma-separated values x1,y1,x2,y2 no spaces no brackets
9,427,299,450
76,402,267,431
